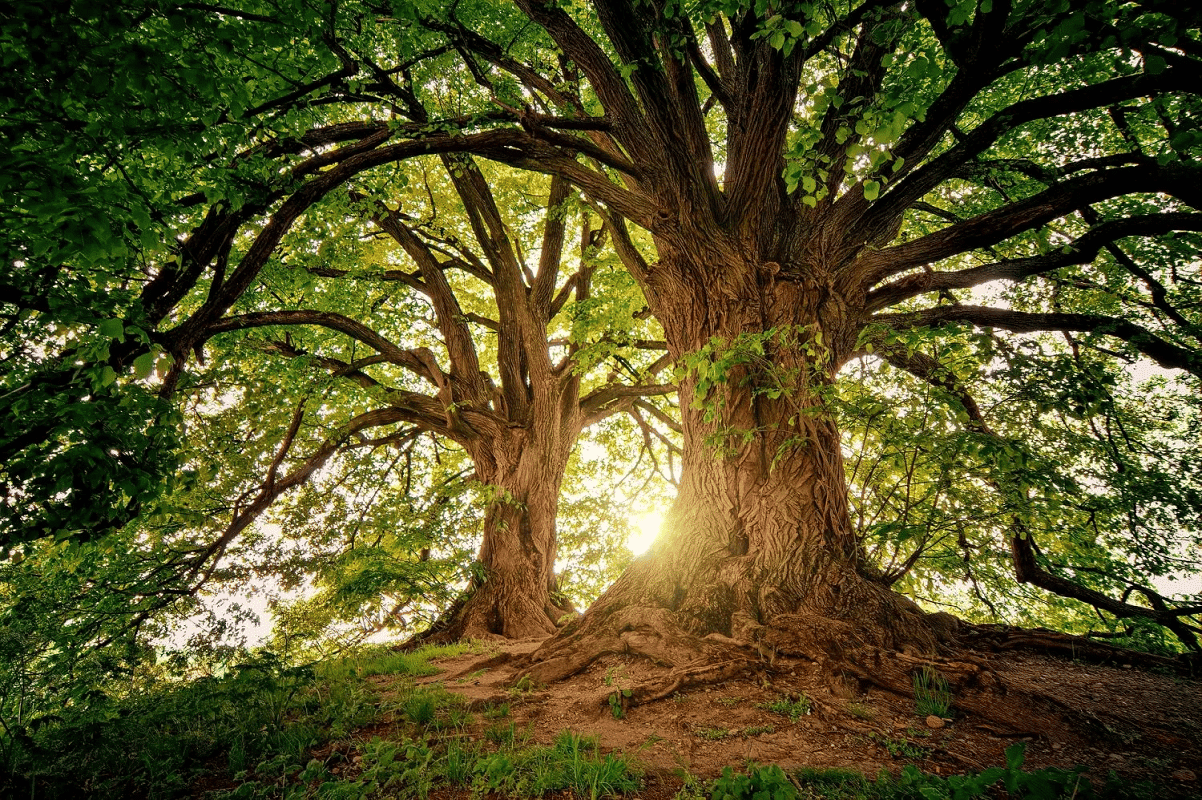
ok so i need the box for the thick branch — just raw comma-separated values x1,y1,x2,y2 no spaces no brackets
579,381,676,428
865,213,1202,311
854,67,1198,248
204,310,446,385
1011,533,1201,651
874,305,1202,376
858,165,1202,286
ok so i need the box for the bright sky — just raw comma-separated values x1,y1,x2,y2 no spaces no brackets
627,509,666,556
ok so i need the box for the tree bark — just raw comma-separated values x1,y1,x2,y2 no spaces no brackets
525,239,943,683
418,410,581,642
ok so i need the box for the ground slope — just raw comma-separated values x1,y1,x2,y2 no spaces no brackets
382,638,1202,797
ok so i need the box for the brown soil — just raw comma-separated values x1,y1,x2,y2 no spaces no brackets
375,638,1202,798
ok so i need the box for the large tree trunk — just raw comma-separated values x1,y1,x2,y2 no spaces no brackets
525,240,943,683
420,421,578,642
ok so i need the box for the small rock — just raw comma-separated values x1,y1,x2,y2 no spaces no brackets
1172,769,1196,783
926,715,946,729
1051,742,1062,750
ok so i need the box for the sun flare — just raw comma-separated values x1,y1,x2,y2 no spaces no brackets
627,510,665,556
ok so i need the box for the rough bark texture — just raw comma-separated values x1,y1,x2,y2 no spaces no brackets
422,426,578,642
525,232,945,688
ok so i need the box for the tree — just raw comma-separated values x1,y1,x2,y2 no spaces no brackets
380,0,1202,686
1,2,671,643
188,156,672,640
4,0,1201,694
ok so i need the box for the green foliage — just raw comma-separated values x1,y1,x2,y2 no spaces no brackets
912,667,954,718
745,745,1160,799
471,730,643,800
608,687,632,719
695,726,735,741
868,732,930,761
838,327,1202,644
761,693,812,720
0,642,469,798
712,763,799,800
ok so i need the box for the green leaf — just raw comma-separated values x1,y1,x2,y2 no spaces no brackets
133,352,156,380
98,318,125,342
863,180,881,201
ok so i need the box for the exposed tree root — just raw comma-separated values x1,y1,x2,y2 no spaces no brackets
960,623,1196,675
405,581,576,647
515,601,1195,742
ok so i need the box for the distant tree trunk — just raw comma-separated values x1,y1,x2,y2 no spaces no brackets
526,237,942,681
419,397,583,642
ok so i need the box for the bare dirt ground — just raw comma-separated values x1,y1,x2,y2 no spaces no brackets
376,638,1202,798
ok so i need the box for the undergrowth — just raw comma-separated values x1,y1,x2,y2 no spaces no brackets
1,641,1166,800
710,745,1160,800
0,643,481,799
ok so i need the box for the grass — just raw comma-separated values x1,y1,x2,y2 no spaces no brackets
912,665,953,718
847,701,876,720
760,692,811,720
695,724,776,740
316,641,485,682
867,731,929,761
724,750,1162,800
695,726,734,740
2,640,1165,800
0,643,482,799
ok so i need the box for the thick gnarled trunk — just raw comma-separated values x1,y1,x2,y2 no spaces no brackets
455,454,575,640
421,416,579,643
526,242,940,682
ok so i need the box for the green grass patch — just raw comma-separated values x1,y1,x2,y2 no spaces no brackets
912,665,953,718
316,641,484,682
710,744,1161,800
760,692,811,720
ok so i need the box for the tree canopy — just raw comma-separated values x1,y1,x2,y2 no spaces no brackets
2,0,1201,736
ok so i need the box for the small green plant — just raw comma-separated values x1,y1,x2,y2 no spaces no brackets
509,673,537,697
457,668,488,683
483,701,510,720
742,724,776,736
484,721,521,747
761,692,811,720
791,767,873,799
403,692,438,726
673,767,709,800
608,688,632,719
711,763,798,800
846,701,876,721
868,731,929,760
695,726,732,740
913,666,953,718
717,695,742,707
